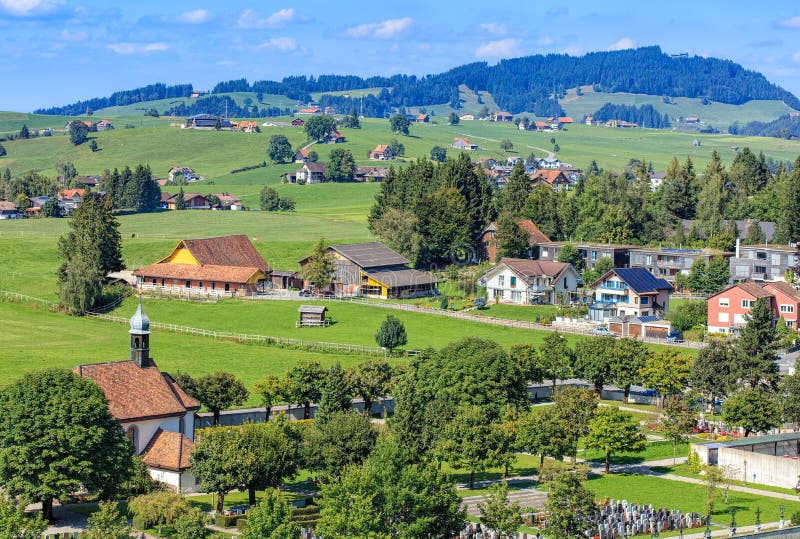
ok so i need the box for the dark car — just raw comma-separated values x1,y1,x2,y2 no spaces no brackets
666,330,683,343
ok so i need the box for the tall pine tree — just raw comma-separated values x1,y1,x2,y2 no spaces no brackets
695,151,727,237
500,161,531,216
774,157,800,244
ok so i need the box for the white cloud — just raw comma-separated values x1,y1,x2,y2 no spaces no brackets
177,9,210,24
0,0,62,15
778,16,800,28
237,7,303,29
537,34,554,46
108,42,168,55
475,38,521,60
608,37,636,51
480,22,507,36
59,28,86,41
346,17,413,39
257,37,297,52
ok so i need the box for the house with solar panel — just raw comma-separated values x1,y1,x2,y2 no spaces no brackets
299,242,440,299
588,267,673,322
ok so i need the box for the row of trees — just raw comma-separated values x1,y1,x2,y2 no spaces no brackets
99,164,161,212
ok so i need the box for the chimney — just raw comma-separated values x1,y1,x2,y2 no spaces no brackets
735,237,740,258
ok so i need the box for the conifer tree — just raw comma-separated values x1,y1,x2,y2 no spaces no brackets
501,160,532,216
695,151,727,237
733,297,780,390
775,157,800,244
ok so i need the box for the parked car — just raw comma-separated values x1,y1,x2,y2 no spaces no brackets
591,326,613,336
299,287,313,297
666,330,683,343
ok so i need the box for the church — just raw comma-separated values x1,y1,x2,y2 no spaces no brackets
74,301,201,493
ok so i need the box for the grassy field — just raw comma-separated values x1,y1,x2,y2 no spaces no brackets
0,302,377,405
560,86,796,128
92,92,297,117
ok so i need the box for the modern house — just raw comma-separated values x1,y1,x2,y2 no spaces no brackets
589,268,673,322
629,247,733,286
300,242,439,299
539,241,632,271
74,302,200,493
134,235,271,296
729,240,799,283
478,258,583,305
296,162,327,184
452,137,478,150
168,166,196,182
369,145,395,160
707,282,775,334
476,219,551,262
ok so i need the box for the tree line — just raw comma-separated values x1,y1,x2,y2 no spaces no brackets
34,82,193,115
730,114,800,139
99,164,161,212
591,103,671,128
165,95,292,118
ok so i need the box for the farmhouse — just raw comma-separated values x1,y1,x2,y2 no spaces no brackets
294,148,311,163
477,219,551,262
459,114,474,121
185,114,219,129
589,268,672,322
0,200,20,219
75,302,200,493
452,137,478,150
96,119,114,131
493,111,513,122
369,145,395,160
162,192,209,210
209,193,243,210
300,242,439,299
134,234,271,296
298,107,320,115
478,258,583,305
416,114,429,123
354,166,388,182
327,130,346,143
296,162,327,184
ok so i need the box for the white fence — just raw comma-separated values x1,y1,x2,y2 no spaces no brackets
0,290,56,308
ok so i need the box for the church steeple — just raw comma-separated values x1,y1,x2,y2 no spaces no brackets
129,296,152,367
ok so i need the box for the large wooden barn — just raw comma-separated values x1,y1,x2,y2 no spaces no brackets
133,235,271,296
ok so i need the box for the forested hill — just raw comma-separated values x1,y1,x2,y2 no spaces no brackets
35,46,800,117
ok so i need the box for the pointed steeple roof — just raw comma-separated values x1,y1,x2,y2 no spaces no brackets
129,297,150,335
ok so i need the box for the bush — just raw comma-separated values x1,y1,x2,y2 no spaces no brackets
214,514,244,527
687,449,702,473
132,517,148,530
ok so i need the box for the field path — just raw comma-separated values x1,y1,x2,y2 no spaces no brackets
526,145,556,160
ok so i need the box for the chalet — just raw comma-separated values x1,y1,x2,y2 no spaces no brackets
75,302,200,493
169,166,196,181
186,114,219,129
477,219,551,262
134,234,271,296
452,137,478,150
294,148,311,163
324,106,336,115
707,282,775,335
493,111,513,122
585,116,594,125
589,267,672,322
327,130,346,144
164,192,208,210
96,120,114,131
539,241,632,271
209,193,243,210
416,114,429,123
235,121,259,133
369,145,395,160
76,176,98,188
300,242,440,299
297,107,321,115
558,117,574,124
354,166,388,182
459,114,475,121
291,118,305,127
65,120,92,131
295,163,327,184
531,170,571,191
57,188,85,213
533,121,548,131
160,192,173,209
0,200,20,219
478,258,582,305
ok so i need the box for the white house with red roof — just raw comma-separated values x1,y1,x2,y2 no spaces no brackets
75,301,200,492
478,258,583,304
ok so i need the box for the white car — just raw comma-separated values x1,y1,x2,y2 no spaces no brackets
591,326,613,336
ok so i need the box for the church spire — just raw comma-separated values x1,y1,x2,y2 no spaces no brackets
129,296,152,367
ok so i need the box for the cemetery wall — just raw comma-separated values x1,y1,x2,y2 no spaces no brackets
716,447,800,489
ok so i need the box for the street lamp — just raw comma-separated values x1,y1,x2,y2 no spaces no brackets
704,514,712,539
729,508,736,538
755,507,761,533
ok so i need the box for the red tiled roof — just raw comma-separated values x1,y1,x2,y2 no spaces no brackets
534,121,548,127
58,189,85,199
372,144,389,152
134,263,265,284
170,235,269,271
558,117,574,123
532,170,568,184
0,201,18,211
516,220,551,244
764,281,800,301
74,360,199,421
498,258,572,283
141,429,194,471
726,281,773,299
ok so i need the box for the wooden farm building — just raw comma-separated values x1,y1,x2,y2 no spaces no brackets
300,242,440,299
133,235,271,295
298,305,328,327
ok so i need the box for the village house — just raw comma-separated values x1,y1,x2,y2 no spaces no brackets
57,188,85,213
763,281,800,330
75,302,200,493
558,117,574,124
604,119,639,128
532,121,549,131
539,241,632,270
76,175,98,188
452,137,478,150
163,192,209,210
707,282,776,334
416,114,429,123
354,166,388,182
185,114,219,129
327,130,346,143
96,120,114,131
530,169,571,191
65,120,92,131
298,106,321,115
296,162,327,184
478,258,583,305
233,121,259,133
459,114,475,121
134,234,271,296
629,247,733,286
168,166,196,182
209,193,243,210
0,200,20,219
293,148,311,163
300,242,440,299
476,219,551,262
291,118,305,127
369,144,395,160
493,111,513,122
589,267,673,322
585,116,594,125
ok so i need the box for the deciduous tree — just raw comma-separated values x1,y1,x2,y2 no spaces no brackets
83,501,131,539
390,114,410,135
193,372,248,426
478,481,523,538
304,115,336,142
375,315,407,352
301,238,335,292
286,360,325,420
317,363,352,422
348,359,393,416
545,467,596,539
326,148,356,182
240,489,299,539
640,350,693,406
304,410,377,477
253,375,284,421
585,406,647,473
539,332,573,390
660,396,695,464
436,405,500,489
267,135,293,163
0,496,47,539
722,388,781,436
189,428,240,512
430,145,447,162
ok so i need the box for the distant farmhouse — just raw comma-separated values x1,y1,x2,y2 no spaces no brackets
369,144,395,160
452,137,478,150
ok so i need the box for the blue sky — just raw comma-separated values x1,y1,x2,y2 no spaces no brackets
3,0,800,112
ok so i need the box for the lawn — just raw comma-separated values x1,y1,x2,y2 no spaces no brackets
0,302,378,406
651,463,800,496
470,303,559,322
586,472,800,527
581,441,690,465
